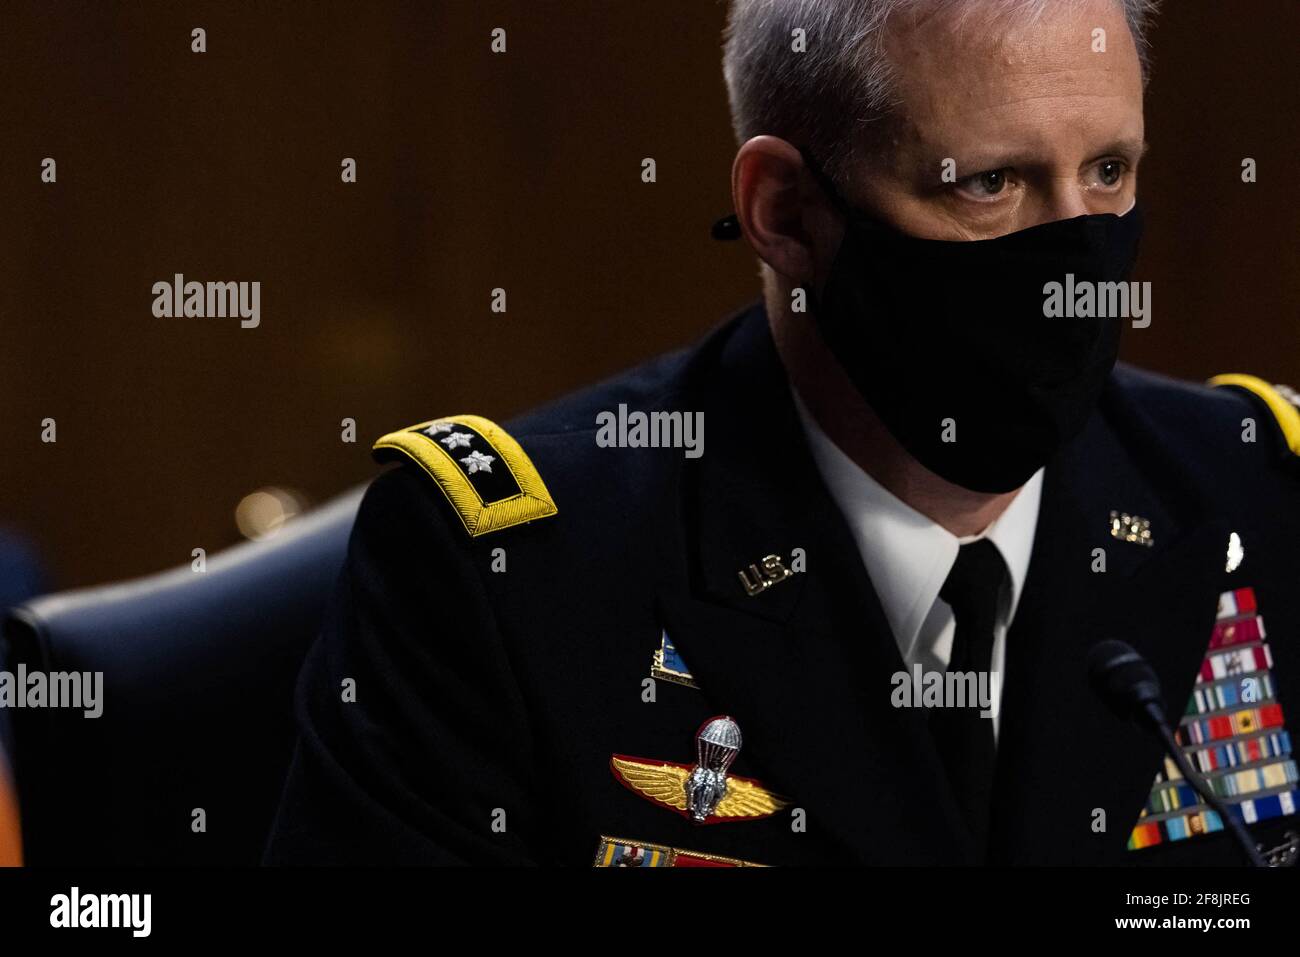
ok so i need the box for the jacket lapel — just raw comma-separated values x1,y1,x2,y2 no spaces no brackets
648,306,1232,865
990,378,1229,864
655,305,972,864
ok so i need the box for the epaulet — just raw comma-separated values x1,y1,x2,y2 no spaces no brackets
1208,373,1300,460
372,414,558,538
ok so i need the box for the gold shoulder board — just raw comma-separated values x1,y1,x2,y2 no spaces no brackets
1208,374,1300,457
373,414,558,538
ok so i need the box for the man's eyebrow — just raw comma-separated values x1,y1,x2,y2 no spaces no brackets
920,138,1150,178
1094,137,1150,162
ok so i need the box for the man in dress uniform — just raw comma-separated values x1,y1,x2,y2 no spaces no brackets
265,0,1300,866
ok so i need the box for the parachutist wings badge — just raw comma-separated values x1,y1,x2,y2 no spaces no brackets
610,716,790,824
609,756,788,822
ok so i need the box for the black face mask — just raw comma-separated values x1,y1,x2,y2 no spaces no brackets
794,152,1144,494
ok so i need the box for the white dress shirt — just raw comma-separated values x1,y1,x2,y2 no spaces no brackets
792,393,1044,742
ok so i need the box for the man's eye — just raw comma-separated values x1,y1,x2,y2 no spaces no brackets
956,168,1011,199
1098,160,1124,186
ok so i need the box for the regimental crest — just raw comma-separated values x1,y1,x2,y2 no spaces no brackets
372,414,557,537
1129,587,1298,851
592,835,766,868
650,630,698,689
610,716,789,824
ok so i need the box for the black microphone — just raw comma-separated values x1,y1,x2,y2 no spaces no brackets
1087,639,1266,867
710,213,741,241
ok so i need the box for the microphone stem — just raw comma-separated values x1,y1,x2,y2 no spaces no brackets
1143,701,1266,867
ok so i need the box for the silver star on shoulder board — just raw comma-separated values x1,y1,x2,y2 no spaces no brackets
440,431,473,450
460,450,494,474
423,421,455,436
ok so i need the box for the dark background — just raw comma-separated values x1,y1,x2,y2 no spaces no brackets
1,0,1296,589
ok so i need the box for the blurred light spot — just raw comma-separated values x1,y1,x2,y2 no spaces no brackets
235,487,306,541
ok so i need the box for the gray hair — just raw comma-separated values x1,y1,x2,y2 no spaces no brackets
722,0,1159,188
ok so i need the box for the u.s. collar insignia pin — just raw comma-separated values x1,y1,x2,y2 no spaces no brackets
738,553,794,596
1110,510,1154,547
610,715,789,824
650,630,698,689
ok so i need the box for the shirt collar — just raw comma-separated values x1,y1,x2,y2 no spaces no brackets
792,392,1043,658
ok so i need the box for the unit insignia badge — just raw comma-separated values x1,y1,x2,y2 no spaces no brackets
650,630,698,689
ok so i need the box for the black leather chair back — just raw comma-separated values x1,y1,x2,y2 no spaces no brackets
1,488,363,865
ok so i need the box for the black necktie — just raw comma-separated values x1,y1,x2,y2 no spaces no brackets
930,538,1006,859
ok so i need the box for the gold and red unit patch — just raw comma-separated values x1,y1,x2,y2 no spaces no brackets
1128,587,1298,850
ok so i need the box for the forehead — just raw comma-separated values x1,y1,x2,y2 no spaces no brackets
881,0,1144,159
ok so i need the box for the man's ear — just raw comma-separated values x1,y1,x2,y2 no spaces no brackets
731,136,840,287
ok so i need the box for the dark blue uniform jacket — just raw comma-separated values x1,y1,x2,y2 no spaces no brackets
266,302,1300,866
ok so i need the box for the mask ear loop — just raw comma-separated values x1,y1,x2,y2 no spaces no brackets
796,148,855,320
800,148,897,245
798,147,854,217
